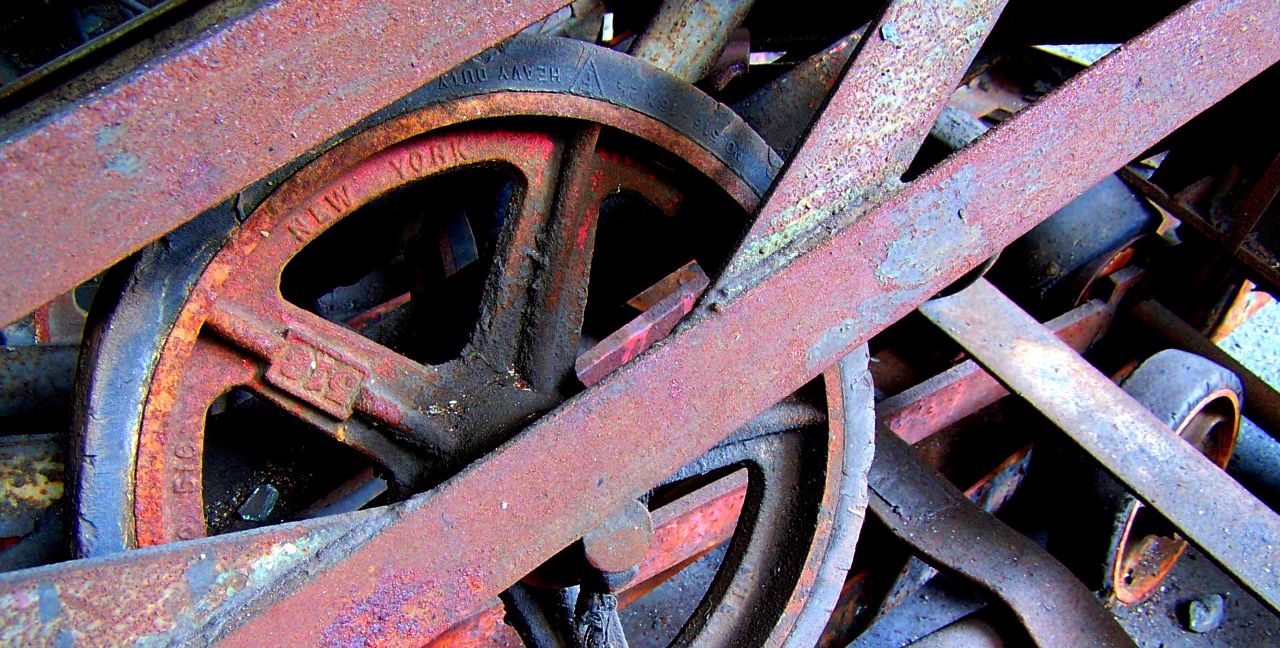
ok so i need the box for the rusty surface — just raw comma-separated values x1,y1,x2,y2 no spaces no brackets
0,0,569,328
879,297,1113,444
72,43,777,553
582,500,654,574
1108,350,1241,605
129,94,760,546
0,510,370,645
733,26,867,158
878,266,1140,445
721,0,1007,289
868,425,1135,647
434,472,747,645
427,602,523,648
629,0,756,83
0,0,1274,643
871,444,1034,622
1120,166,1280,297
626,261,706,312
0,435,62,542
1223,152,1280,250
920,278,1280,612
216,2,1280,640
576,262,710,387
86,32,862,644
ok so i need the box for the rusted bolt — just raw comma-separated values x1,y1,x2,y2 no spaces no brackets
582,499,653,574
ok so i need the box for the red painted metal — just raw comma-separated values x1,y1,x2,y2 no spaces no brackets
434,472,747,645
576,262,711,387
211,2,1280,643
722,0,1006,286
0,0,1274,644
0,0,568,328
0,510,369,645
879,297,1112,444
129,95,760,546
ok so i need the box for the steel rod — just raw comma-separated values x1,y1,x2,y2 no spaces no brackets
0,1,1275,643
920,279,1280,612
0,0,568,327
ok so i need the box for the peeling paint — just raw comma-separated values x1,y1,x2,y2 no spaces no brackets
876,166,985,288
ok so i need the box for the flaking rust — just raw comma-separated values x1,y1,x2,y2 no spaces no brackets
876,166,985,289
716,0,1005,300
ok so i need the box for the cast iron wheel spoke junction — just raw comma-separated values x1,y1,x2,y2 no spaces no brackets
61,34,865,647
0,0,1275,646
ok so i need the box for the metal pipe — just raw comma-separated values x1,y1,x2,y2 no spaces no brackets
629,0,755,83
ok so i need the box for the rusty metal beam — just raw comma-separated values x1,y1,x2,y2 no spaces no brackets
721,0,1007,288
0,0,1275,643
880,297,1112,444
880,266,1140,443
868,425,1134,647
629,0,756,83
919,279,1280,612
206,1,1280,642
0,0,568,327
0,509,368,645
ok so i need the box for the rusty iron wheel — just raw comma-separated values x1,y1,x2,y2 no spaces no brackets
71,37,869,646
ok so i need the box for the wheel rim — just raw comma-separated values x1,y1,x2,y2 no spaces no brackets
73,37,866,646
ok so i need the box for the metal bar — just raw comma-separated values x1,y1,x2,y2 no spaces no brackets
437,471,747,644
733,27,867,158
879,297,1112,444
1119,166,1280,295
868,425,1134,647
0,1,1275,643
0,0,197,107
919,279,1280,612
0,510,370,645
721,0,1007,288
213,2,1280,642
629,0,755,83
575,262,710,387
0,0,568,327
1224,152,1280,250
1128,299,1280,439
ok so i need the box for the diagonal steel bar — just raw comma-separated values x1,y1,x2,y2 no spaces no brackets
214,1,1280,642
721,0,1007,290
0,1,1275,645
919,279,1280,612
0,0,568,328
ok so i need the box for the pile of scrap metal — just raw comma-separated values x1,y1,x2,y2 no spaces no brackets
0,0,1277,645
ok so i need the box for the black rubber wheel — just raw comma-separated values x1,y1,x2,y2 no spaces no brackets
1056,349,1242,604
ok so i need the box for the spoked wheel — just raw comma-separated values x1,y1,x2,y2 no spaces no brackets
72,38,870,646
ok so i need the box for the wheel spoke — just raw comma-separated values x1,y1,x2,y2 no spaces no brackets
134,336,253,545
202,295,466,454
472,125,604,394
